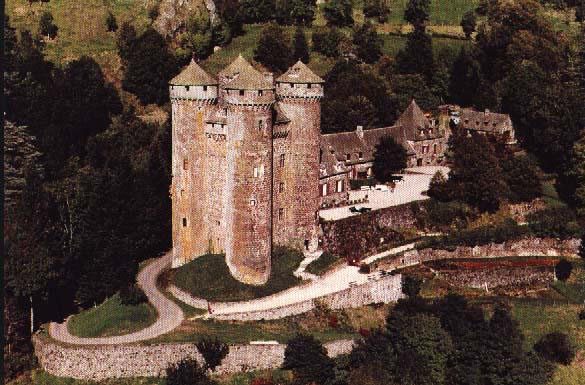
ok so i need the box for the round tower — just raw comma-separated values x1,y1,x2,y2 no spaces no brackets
169,59,218,268
275,61,324,252
221,57,275,285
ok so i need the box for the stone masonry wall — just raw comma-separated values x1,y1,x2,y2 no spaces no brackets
210,273,403,321
33,336,354,381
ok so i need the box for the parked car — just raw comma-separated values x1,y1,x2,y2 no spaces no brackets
374,184,389,191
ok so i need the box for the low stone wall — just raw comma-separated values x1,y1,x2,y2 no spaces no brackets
33,336,355,381
379,237,579,271
440,266,554,289
320,202,417,259
211,273,403,321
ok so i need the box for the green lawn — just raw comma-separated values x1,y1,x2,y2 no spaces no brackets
172,247,304,302
67,294,157,338
305,252,340,276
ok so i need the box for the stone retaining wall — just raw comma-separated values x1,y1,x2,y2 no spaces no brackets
378,237,579,271
33,336,355,381
211,273,403,321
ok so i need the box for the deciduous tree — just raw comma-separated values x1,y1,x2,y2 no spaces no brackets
323,0,354,27
460,10,476,39
282,334,335,385
253,24,292,73
352,22,382,64
372,136,407,183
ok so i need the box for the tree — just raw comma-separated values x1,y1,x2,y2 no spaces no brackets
195,337,229,371
534,333,575,365
312,27,344,58
241,0,276,23
166,358,217,385
401,275,422,297
39,11,58,39
576,0,584,22
500,155,541,203
116,22,137,66
363,0,390,23
253,24,292,73
106,11,118,32
122,28,178,105
448,47,482,107
148,4,160,24
396,27,434,82
323,0,354,27
404,0,430,28
460,10,477,39
447,131,507,212
282,334,335,385
372,136,407,183
580,233,585,260
276,0,317,26
176,11,214,62
352,22,382,64
427,170,451,202
390,74,439,113
555,259,573,281
292,26,310,64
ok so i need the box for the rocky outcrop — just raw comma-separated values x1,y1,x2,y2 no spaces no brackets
3,121,44,206
155,0,216,37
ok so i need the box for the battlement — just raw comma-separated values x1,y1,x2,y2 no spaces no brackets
223,88,276,107
170,84,218,100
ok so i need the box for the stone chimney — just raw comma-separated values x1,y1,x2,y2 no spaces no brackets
356,125,363,139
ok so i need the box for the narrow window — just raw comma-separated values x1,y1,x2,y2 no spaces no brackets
180,189,184,197
307,83,312,89
321,184,328,196
239,89,245,96
280,154,285,167
185,86,190,91
319,149,323,163
336,179,344,193
358,152,363,159
259,90,263,96
279,182,285,193
346,154,351,161
183,159,188,170
203,85,207,91
250,199,256,206
224,108,228,115
434,144,438,154
253,167,259,178
258,119,264,130
259,164,264,177
278,208,284,220
182,218,187,227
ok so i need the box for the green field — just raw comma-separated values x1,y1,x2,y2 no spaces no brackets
172,247,304,302
67,294,157,338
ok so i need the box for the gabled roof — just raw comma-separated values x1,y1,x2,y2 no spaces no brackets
276,61,324,84
459,108,512,133
396,100,431,141
221,55,273,90
170,59,217,86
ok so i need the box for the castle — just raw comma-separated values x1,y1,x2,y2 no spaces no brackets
169,55,514,285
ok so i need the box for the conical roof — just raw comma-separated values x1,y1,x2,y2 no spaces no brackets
396,99,430,140
170,59,217,86
221,55,273,90
276,61,324,83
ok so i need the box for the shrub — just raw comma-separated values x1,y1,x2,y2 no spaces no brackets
283,333,335,385
424,200,473,231
119,283,147,305
251,378,275,385
533,333,575,365
555,259,573,282
427,171,451,202
526,207,580,240
402,275,422,297
166,358,216,385
359,263,371,274
195,337,229,371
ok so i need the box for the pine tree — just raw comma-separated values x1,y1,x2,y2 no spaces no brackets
282,334,335,385
460,10,476,39
292,26,310,64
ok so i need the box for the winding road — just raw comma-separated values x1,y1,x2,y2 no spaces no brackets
49,252,184,345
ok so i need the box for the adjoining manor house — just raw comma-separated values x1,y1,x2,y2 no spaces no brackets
169,55,515,285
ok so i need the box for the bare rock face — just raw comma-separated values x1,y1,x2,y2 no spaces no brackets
3,121,44,206
155,0,217,37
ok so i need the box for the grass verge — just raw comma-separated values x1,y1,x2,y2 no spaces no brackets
172,247,304,302
305,252,340,276
67,294,157,338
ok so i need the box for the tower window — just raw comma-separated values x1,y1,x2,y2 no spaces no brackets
280,154,285,167
278,208,284,220
307,83,312,89
319,149,323,163
253,167,259,178
321,184,328,197
185,86,190,91
180,189,184,197
183,218,187,227
239,90,245,96
250,199,256,206
183,159,188,170
258,120,264,130
203,85,207,91
279,182,285,193
359,152,363,159
346,154,351,161
259,90,263,96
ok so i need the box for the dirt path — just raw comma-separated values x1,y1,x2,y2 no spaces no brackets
49,252,184,345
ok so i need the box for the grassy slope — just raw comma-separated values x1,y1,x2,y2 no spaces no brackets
172,248,303,302
67,294,157,338
305,252,340,275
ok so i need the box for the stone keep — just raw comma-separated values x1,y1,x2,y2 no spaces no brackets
170,56,324,285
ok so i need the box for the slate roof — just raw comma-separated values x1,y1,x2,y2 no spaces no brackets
396,99,432,141
276,61,324,84
170,59,217,85
220,54,274,90
459,108,512,133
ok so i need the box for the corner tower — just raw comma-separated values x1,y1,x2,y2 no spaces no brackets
170,59,218,268
221,56,275,285
275,61,324,251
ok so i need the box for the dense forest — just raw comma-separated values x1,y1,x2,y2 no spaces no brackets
3,0,585,382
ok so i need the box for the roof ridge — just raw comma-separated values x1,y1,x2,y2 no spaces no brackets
170,59,217,86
